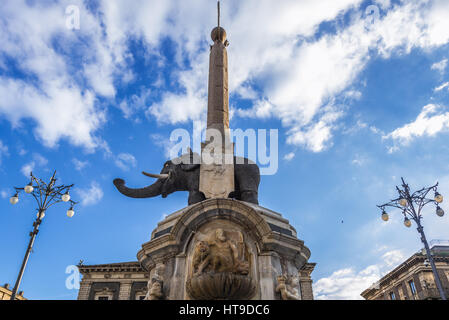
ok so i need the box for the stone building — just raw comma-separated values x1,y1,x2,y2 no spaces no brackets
361,242,449,300
77,262,149,300
77,5,315,301
0,283,26,300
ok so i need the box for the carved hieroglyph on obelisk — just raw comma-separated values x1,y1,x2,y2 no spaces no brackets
199,2,235,200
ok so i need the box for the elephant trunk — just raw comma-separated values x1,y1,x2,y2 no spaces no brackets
113,178,163,199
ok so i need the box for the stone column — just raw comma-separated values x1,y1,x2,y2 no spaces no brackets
259,253,282,300
299,263,316,300
77,281,92,300
169,254,187,300
118,281,132,300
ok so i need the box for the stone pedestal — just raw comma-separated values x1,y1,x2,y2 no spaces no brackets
199,131,235,200
137,199,313,300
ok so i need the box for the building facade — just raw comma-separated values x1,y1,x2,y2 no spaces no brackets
361,244,449,300
77,262,150,300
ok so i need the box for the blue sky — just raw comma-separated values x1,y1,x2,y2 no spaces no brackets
1,0,449,300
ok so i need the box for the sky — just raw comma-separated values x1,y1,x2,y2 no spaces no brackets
0,0,449,300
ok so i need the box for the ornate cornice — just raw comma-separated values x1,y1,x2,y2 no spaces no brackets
77,261,145,274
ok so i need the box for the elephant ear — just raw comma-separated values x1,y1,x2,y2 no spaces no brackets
180,149,201,171
180,163,200,171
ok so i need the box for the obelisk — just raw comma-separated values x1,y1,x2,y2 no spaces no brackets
199,1,235,200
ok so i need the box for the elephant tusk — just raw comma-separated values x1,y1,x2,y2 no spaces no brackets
142,172,170,179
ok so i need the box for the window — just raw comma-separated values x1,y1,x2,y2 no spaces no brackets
389,292,396,300
98,296,109,300
409,280,417,295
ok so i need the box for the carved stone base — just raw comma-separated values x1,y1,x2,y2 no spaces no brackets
186,273,255,300
136,198,314,300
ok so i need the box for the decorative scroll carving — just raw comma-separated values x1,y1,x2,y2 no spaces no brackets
276,275,301,300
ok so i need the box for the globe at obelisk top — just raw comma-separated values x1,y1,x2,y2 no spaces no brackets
211,26,227,43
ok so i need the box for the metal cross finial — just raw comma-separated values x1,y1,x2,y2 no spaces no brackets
217,1,220,29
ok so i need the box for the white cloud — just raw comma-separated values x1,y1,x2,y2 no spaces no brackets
431,58,448,74
119,90,152,119
0,0,115,151
72,159,89,171
2,0,449,154
76,182,104,206
229,0,449,152
375,0,392,10
286,109,342,153
314,249,406,300
351,154,367,166
20,153,48,177
150,133,181,159
235,85,258,100
115,153,137,171
21,163,34,177
344,90,363,100
0,190,9,199
381,250,406,267
0,140,9,165
434,82,449,92
283,152,295,161
383,104,449,149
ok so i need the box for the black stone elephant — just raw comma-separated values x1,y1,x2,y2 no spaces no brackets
113,151,260,205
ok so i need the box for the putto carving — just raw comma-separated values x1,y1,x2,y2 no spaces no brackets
187,228,254,300
276,275,301,300
192,229,249,275
145,279,164,300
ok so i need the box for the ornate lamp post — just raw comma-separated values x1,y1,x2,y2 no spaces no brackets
377,177,447,300
9,171,77,300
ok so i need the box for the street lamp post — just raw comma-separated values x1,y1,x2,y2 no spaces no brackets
9,171,77,300
377,177,447,300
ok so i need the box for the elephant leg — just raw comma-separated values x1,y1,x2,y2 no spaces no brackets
240,191,259,205
188,191,206,205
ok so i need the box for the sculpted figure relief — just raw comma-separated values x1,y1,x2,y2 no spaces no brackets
145,279,164,300
276,275,301,300
192,229,249,276
145,264,165,300
187,228,255,300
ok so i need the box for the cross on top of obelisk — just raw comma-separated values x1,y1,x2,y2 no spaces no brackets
211,1,227,44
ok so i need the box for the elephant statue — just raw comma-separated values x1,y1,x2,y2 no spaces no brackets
113,151,260,205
